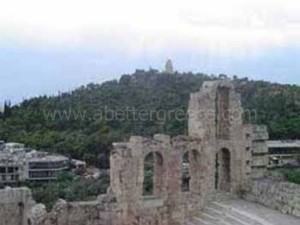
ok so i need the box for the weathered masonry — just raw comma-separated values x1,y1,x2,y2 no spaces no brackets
3,80,298,225
108,80,270,224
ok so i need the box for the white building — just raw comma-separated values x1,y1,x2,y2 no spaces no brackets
267,140,300,168
0,142,70,186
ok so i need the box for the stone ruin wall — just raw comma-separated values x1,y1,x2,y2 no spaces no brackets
0,187,35,225
245,178,300,218
0,188,131,225
110,134,206,225
1,80,293,225
28,198,119,225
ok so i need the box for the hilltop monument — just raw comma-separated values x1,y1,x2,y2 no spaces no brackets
164,59,174,74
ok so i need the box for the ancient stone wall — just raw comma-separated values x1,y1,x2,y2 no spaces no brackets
30,198,119,225
248,125,269,179
245,178,300,218
0,187,119,225
216,86,230,140
107,80,266,224
188,80,244,141
0,187,35,225
188,80,252,193
0,80,274,225
110,134,206,225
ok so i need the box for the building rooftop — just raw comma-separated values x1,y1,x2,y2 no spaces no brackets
71,159,86,166
5,142,25,148
0,143,69,165
26,151,69,162
2,143,25,154
267,140,300,148
0,152,27,165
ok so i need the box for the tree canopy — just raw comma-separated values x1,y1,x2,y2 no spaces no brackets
1,70,299,168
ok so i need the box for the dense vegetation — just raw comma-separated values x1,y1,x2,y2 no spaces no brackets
1,70,300,168
273,168,300,184
27,172,110,211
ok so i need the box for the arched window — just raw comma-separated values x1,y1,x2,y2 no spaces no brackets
182,150,201,193
182,152,190,192
215,148,231,192
143,152,163,197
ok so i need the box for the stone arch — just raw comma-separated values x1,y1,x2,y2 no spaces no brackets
143,152,164,197
215,148,231,192
181,151,190,192
189,149,202,193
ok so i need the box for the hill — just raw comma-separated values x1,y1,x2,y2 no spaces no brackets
1,70,300,168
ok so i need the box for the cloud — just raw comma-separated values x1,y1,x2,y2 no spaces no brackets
1,0,300,56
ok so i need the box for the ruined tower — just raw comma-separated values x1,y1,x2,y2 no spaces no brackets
188,80,247,193
107,79,269,224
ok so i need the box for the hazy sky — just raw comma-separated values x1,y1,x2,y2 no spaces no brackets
1,0,300,104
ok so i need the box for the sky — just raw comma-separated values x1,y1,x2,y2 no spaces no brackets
0,0,300,104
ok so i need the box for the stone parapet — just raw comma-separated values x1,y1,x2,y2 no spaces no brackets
245,178,300,218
